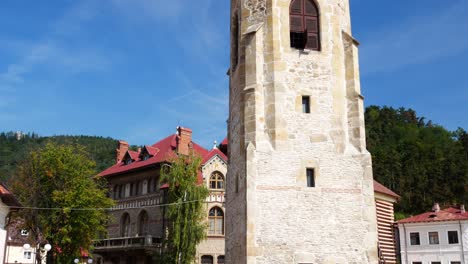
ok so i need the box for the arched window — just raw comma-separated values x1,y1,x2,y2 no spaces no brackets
121,213,131,237
208,207,224,235
138,210,149,236
290,0,320,50
201,255,213,264
209,172,224,190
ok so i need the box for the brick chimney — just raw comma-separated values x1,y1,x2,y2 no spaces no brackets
116,140,129,163
432,203,440,213
176,126,193,156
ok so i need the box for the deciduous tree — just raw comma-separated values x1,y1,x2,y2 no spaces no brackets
10,142,114,263
159,153,209,264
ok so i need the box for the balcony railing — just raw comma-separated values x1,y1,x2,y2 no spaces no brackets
94,236,161,250
111,195,162,211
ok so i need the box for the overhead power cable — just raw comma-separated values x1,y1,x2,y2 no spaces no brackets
0,198,205,211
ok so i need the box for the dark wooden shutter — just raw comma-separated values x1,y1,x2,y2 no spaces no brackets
304,0,318,16
290,0,303,14
305,17,318,33
306,33,319,50
290,15,304,32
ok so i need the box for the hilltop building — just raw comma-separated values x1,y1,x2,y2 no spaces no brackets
397,204,468,264
227,0,379,262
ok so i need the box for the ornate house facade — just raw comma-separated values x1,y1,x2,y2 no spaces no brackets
94,127,227,264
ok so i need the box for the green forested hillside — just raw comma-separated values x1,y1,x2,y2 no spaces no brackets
366,106,467,216
0,132,118,181
1,106,466,216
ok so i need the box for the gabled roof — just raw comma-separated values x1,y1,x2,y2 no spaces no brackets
398,206,468,224
144,145,159,156
202,148,228,165
220,137,228,146
373,180,400,199
99,134,209,177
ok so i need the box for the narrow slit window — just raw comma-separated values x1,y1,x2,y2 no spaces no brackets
302,96,310,113
306,168,315,187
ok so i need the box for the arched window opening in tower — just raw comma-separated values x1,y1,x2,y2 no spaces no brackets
208,207,224,235
290,0,320,50
209,171,225,190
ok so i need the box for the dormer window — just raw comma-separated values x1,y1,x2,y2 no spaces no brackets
142,153,150,161
124,158,132,165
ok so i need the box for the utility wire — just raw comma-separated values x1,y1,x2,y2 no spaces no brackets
0,198,206,211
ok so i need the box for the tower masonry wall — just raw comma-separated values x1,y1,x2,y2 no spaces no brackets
227,0,378,263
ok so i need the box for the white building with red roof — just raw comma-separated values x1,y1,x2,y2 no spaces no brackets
397,204,468,264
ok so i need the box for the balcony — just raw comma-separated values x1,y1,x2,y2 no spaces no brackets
94,236,161,251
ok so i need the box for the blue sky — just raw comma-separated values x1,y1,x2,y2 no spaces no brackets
1,0,466,148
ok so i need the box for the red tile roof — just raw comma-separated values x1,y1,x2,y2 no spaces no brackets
220,137,228,146
202,148,228,165
398,206,468,224
99,134,209,177
0,183,21,207
373,180,400,199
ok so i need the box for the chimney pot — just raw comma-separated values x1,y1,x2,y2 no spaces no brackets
461,204,465,214
432,203,440,213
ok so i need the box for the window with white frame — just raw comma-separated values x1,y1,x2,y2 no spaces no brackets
448,231,459,244
24,251,32,259
410,232,420,245
208,207,224,235
428,231,439,245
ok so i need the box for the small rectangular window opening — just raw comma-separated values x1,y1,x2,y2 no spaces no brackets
410,232,420,245
306,168,315,187
448,231,459,244
428,232,439,245
302,96,310,113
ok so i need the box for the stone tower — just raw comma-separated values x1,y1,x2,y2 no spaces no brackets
226,0,378,263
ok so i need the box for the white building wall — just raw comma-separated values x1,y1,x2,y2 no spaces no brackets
4,245,35,264
0,202,8,264
399,221,468,264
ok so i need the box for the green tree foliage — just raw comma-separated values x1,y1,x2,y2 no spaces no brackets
365,106,467,215
159,154,209,264
0,132,118,181
10,142,115,263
